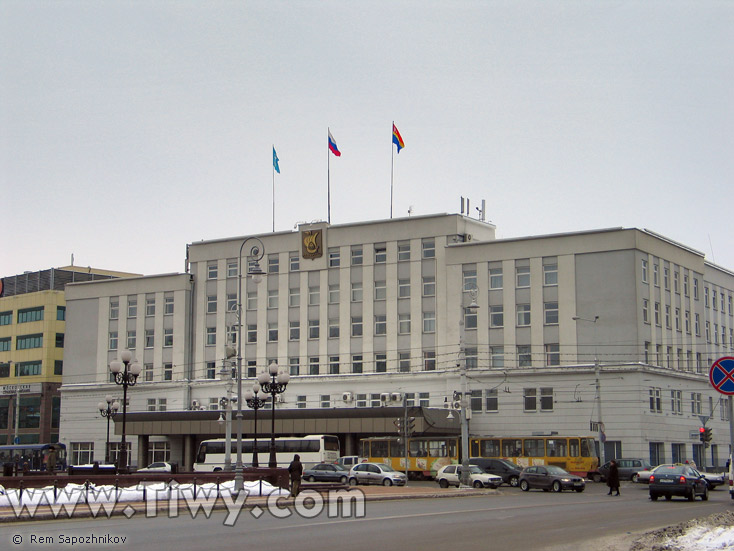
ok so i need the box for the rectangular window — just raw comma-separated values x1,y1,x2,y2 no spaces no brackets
642,299,649,323
225,293,236,313
466,347,478,369
489,305,503,328
309,286,320,305
375,281,386,300
289,287,300,307
464,308,477,329
71,443,94,466
695,313,701,336
289,357,300,376
375,315,387,335
671,389,682,415
17,307,44,323
649,387,662,413
424,350,436,371
422,239,435,259
422,276,435,297
523,388,537,411
16,333,43,350
164,296,174,315
675,308,680,331
517,304,531,326
206,327,216,346
55,333,64,347
289,321,300,341
145,329,154,348
490,346,504,368
486,389,498,412
398,242,410,261
654,302,660,326
290,254,300,272
693,278,699,300
516,266,530,288
296,395,306,408
545,344,560,366
247,324,257,343
653,264,659,286
351,355,363,374
268,255,279,274
164,328,173,347
144,363,153,382
331,284,343,305
674,271,680,293
328,318,339,338
56,306,66,321
399,352,411,372
471,390,483,412
0,338,10,352
371,393,382,407
641,259,648,283
16,361,42,376
207,264,218,280
309,357,319,375
665,305,671,328
268,322,278,342
540,388,554,410
328,248,340,267
227,260,238,278
518,345,532,367
351,316,363,337
398,278,410,298
164,363,173,381
320,395,331,408
356,394,367,407
664,266,670,290
308,319,320,339
351,246,363,265
267,289,278,309
146,297,155,317
423,312,436,333
330,355,341,374
375,353,387,373
109,299,119,320
463,269,477,290
489,268,503,289
543,264,558,286
544,302,558,325
247,291,258,310
351,282,363,302
109,331,118,350
418,393,430,407
207,295,217,314
374,244,387,264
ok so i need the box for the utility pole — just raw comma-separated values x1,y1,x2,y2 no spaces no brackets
458,284,479,487
573,315,604,466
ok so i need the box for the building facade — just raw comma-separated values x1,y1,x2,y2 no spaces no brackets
0,267,128,446
60,215,734,470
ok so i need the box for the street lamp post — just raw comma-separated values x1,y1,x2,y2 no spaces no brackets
97,395,120,464
572,315,604,466
218,360,235,471
109,350,141,472
257,361,290,468
234,237,265,494
458,283,479,487
244,382,265,468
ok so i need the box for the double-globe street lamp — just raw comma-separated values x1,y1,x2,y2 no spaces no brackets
109,350,142,472
97,395,120,464
234,237,265,494
257,361,290,468
243,382,265,467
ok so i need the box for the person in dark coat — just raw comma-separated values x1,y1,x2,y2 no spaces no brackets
606,459,620,496
288,454,303,498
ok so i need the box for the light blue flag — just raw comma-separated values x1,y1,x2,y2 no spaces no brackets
273,147,280,173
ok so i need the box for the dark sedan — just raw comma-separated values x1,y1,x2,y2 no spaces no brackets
302,463,349,483
649,464,708,501
519,465,585,493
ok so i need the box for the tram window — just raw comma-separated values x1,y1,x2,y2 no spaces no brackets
409,440,428,457
502,439,522,457
428,440,447,457
547,439,567,457
449,439,458,457
569,439,580,457
480,439,500,457
360,441,370,457
580,438,592,457
524,439,545,457
390,440,405,457
372,441,389,457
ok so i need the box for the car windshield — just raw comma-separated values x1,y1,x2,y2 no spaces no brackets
466,466,483,474
546,466,570,475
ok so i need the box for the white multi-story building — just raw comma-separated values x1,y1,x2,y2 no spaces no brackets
60,214,734,470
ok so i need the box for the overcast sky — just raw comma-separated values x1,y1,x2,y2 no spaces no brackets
2,1,732,276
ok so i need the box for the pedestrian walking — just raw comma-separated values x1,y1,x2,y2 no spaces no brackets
45,446,57,474
288,454,303,498
607,459,620,496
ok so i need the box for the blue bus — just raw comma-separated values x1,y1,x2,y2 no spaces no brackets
0,443,67,472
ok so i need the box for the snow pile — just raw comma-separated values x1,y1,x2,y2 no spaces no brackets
672,525,734,551
632,511,734,551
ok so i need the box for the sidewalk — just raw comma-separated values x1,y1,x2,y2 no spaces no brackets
0,483,498,523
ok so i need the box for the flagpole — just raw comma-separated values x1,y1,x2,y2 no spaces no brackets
327,128,331,224
390,121,395,219
272,145,275,232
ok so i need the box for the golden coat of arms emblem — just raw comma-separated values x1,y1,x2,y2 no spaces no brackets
301,229,323,259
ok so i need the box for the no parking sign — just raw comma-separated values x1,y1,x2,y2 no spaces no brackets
709,357,734,395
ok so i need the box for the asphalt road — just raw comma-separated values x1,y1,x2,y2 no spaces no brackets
5,482,732,551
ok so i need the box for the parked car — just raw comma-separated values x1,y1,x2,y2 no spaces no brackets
598,458,652,482
698,470,726,489
637,463,724,489
469,457,522,487
436,464,502,489
348,462,407,486
302,463,349,483
649,464,708,501
519,465,585,493
336,456,364,469
137,461,173,473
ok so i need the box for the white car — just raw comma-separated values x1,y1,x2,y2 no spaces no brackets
137,461,173,473
436,464,502,489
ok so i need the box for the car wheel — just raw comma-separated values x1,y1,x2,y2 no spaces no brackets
591,473,602,483
631,473,639,483
339,476,348,484
701,485,709,501
439,479,449,488
383,478,393,486
349,478,358,486
307,476,316,482
552,481,563,493
520,480,530,492
509,476,519,487
473,480,483,489
650,493,658,501
575,487,584,493
688,488,696,502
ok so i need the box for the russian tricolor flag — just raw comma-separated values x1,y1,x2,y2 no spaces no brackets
328,130,341,157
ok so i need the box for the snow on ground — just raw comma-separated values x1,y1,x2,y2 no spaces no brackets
631,511,734,551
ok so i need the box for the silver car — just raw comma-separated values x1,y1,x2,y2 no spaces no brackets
349,462,408,486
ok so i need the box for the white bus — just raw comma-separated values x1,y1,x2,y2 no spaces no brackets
194,435,340,472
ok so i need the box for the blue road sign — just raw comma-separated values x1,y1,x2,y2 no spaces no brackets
709,357,734,395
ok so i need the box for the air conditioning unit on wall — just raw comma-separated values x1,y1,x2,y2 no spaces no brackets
342,392,354,403
380,393,390,404
191,399,200,409
390,392,403,402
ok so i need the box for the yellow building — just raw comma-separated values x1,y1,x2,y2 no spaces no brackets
0,267,135,445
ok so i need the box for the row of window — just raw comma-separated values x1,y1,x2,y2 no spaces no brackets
0,306,66,326
464,262,558,290
69,441,169,467
206,240,439,280
648,389,730,421
109,296,174,320
641,259,734,315
108,329,173,350
644,343,721,373
0,333,64,351
0,361,63,378
642,300,734,348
